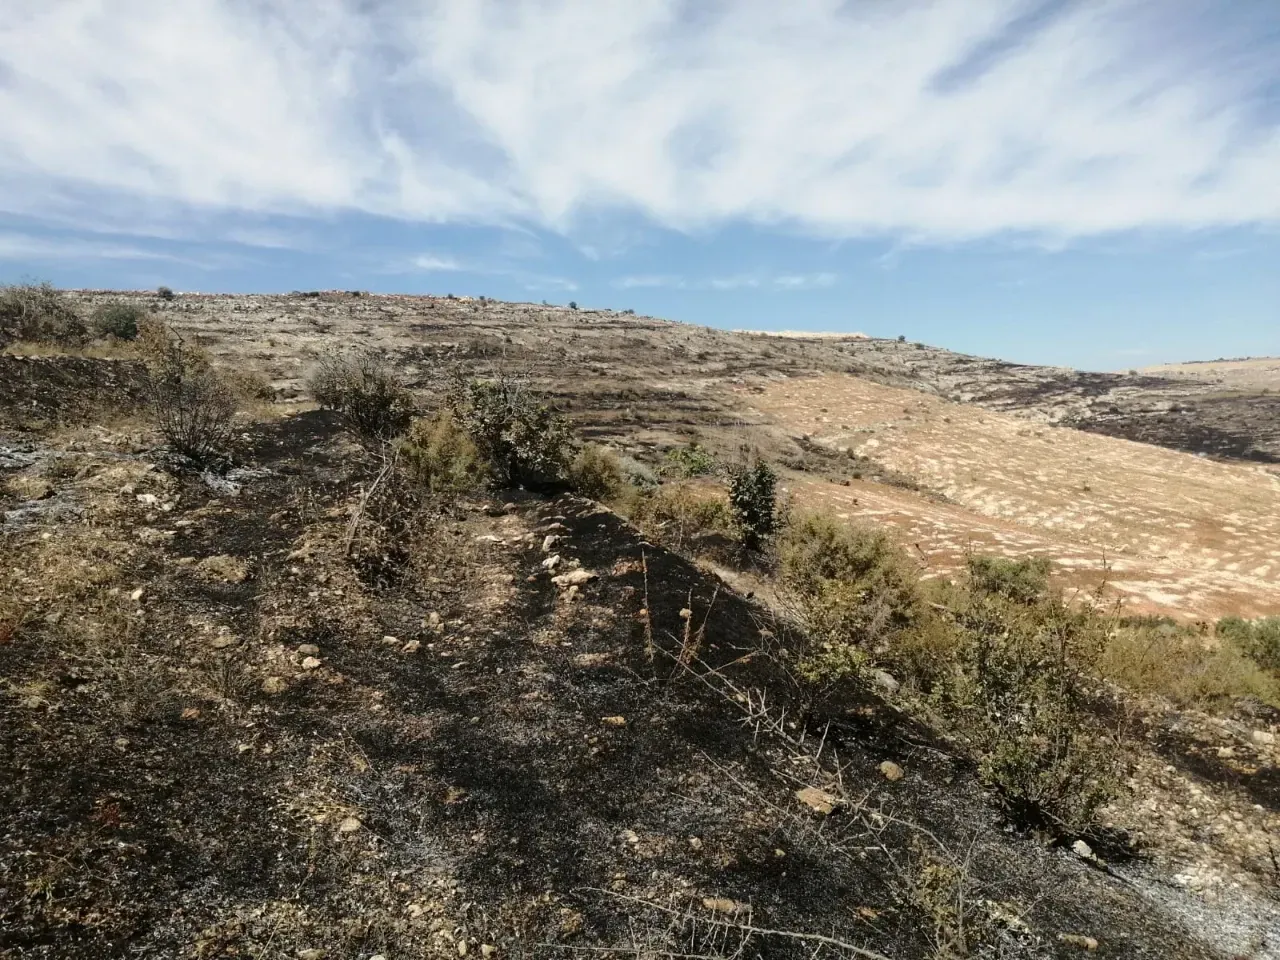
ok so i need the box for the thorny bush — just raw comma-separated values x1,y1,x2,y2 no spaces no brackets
309,350,415,445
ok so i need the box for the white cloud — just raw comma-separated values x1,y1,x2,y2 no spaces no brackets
773,273,837,289
0,1,1277,243
616,274,684,289
410,253,463,271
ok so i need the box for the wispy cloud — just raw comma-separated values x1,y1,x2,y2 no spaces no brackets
615,272,837,291
0,231,232,268
0,1,1277,245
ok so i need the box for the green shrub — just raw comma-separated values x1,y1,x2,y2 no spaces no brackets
928,589,1119,833
397,410,486,495
91,300,146,341
663,442,717,478
966,555,1052,604
728,458,777,550
569,444,624,501
1218,617,1280,672
449,375,573,488
780,513,920,648
309,351,414,444
0,281,86,346
156,286,175,300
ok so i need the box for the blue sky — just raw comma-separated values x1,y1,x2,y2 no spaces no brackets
1,0,1277,370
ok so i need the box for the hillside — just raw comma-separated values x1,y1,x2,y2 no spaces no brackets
2,289,1279,959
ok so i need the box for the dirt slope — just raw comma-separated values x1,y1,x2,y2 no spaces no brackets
3,407,1274,959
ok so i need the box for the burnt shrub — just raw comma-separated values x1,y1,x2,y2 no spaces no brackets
139,319,235,463
397,410,487,495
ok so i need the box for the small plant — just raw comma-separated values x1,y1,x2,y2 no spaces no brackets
397,410,486,495
662,442,717,478
966,555,1052,605
569,444,624,501
780,513,921,652
0,280,86,346
91,301,146,341
727,458,777,550
156,286,175,300
897,334,906,342
308,350,415,444
449,374,573,488
568,301,578,310
628,483,734,552
139,320,235,463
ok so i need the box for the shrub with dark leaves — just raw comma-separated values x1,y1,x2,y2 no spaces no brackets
728,458,777,550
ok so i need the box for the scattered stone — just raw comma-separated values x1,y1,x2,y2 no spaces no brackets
1057,933,1098,950
1251,729,1275,746
1216,746,1235,759
795,786,838,814
622,829,639,844
262,676,288,694
541,554,561,570
601,715,627,727
130,587,144,601
878,761,904,782
337,816,362,833
301,656,322,670
209,630,240,650
481,945,496,958
382,635,399,645
296,950,327,960
542,534,559,552
457,940,468,957
871,669,899,695
1072,839,1094,860
402,639,421,653
297,643,320,656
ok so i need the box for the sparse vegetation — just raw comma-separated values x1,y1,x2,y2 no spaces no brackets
397,410,486,495
0,280,86,346
727,457,777,550
156,285,175,300
627,482,735,552
308,350,415,444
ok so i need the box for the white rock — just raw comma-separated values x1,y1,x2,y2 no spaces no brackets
1072,839,1094,860
301,656,322,670
542,534,559,552
552,568,596,588
1252,729,1275,746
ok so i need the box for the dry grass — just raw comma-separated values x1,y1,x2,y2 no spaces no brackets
1100,622,1280,708
3,339,138,360
625,481,736,552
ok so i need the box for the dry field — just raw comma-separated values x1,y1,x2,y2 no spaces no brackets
745,374,1280,620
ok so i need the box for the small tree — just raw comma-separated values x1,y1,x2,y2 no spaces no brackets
568,301,578,310
156,286,175,300
728,458,777,550
449,373,573,488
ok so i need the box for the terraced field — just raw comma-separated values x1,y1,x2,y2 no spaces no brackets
747,374,1280,620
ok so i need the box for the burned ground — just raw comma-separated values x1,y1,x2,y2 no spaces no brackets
3,396,1278,959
